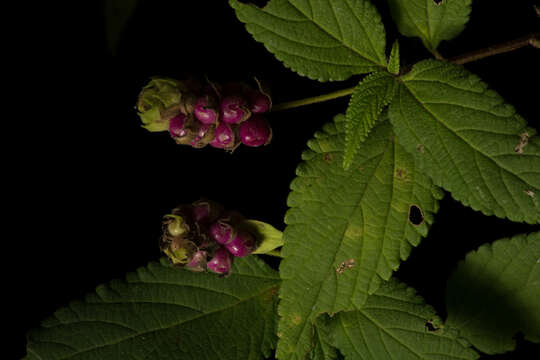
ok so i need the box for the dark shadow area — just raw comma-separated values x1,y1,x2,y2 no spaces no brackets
446,261,539,357
12,0,540,359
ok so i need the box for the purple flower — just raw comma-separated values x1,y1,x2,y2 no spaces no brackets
210,122,236,149
207,247,232,275
225,231,256,257
239,115,272,147
220,95,250,124
209,220,236,245
194,95,219,125
248,91,271,113
168,113,187,138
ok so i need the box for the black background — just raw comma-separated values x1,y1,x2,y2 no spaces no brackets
11,0,540,358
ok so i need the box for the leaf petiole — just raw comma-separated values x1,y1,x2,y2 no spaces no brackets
271,32,540,112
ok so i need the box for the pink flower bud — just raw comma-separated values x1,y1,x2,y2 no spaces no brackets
239,115,272,147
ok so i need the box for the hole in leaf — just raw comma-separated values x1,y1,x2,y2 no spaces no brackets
408,205,424,226
336,258,356,274
425,320,439,332
433,0,443,5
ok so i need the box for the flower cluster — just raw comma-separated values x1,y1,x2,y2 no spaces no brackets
137,78,272,150
160,199,257,276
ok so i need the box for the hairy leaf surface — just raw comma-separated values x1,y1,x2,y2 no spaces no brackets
230,0,387,81
446,231,540,354
387,0,472,52
277,115,442,360
327,279,478,360
344,72,398,170
389,60,540,223
25,257,280,360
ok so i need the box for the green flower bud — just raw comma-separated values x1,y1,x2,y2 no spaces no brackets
136,77,187,132
164,237,197,266
164,214,188,237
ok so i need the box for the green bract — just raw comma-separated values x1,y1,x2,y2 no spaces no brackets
136,77,185,132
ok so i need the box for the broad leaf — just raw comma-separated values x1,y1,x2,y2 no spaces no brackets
25,257,280,360
230,0,387,81
105,0,140,55
277,115,442,360
327,278,479,360
389,60,540,223
446,231,540,354
387,40,400,75
344,72,397,170
387,0,472,52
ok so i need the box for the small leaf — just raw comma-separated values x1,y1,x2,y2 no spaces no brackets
105,0,140,55
344,72,397,169
277,115,442,360
25,257,280,360
389,60,540,223
387,40,400,75
328,278,479,360
387,0,472,52
446,231,540,354
230,0,387,81
242,219,284,255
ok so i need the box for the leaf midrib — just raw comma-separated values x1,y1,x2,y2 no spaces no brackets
281,130,389,358
30,284,280,360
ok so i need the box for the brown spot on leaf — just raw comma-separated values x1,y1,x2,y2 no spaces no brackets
408,205,424,226
425,319,441,332
396,168,408,180
416,144,425,154
524,189,535,198
336,259,356,274
291,314,302,325
323,153,334,162
514,132,529,154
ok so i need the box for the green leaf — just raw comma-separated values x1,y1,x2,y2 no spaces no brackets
312,317,340,360
242,219,284,255
387,0,472,52
327,278,479,360
387,40,400,75
25,257,280,360
389,60,540,223
446,231,540,354
277,115,442,360
344,72,398,170
105,0,140,56
230,0,387,81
